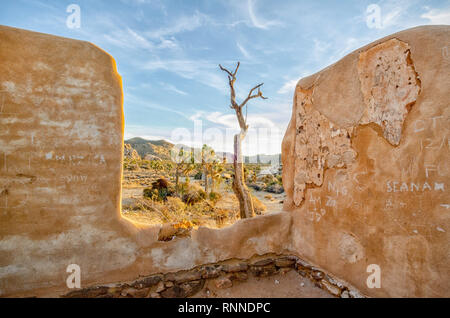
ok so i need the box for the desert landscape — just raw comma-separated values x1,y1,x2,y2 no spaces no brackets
121,137,284,233
0,0,449,303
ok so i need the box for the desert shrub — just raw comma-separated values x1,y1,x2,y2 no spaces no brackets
209,191,222,203
251,195,267,215
166,196,186,213
260,174,277,185
123,158,140,171
276,175,283,184
152,177,169,189
143,188,158,201
182,183,206,205
143,177,174,201
194,171,203,180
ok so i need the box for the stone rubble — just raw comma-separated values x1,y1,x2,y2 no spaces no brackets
63,254,365,298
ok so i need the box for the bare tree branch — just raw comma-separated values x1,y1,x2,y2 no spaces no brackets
239,83,268,108
233,61,240,76
219,62,268,131
218,61,268,219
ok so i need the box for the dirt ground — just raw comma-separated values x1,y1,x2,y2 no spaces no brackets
122,186,284,213
121,181,285,228
194,269,333,298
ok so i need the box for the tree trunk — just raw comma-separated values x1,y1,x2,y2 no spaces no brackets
204,166,209,194
232,133,254,219
219,62,266,219
175,164,180,194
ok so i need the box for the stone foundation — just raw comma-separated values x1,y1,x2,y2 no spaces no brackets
63,254,364,298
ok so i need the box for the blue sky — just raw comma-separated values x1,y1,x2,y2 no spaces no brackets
1,0,449,155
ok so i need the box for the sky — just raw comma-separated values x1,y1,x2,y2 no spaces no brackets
1,0,449,155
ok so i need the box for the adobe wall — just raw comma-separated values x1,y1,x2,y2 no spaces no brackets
282,25,449,297
0,26,292,297
1,25,448,298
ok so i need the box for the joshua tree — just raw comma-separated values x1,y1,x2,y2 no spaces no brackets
219,62,267,218
209,159,224,192
201,144,216,194
173,147,194,194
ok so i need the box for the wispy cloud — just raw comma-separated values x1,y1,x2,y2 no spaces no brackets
160,82,188,96
125,93,189,119
186,110,284,155
145,11,208,39
247,0,282,29
144,59,227,91
192,111,276,129
237,42,251,59
421,7,450,25
103,27,179,51
277,79,298,95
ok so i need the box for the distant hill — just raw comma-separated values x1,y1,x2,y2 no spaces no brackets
124,137,281,165
125,137,174,161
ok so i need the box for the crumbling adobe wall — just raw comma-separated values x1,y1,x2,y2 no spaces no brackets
1,25,448,298
282,25,449,297
0,26,293,298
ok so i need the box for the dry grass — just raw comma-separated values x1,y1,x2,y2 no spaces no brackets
121,188,269,229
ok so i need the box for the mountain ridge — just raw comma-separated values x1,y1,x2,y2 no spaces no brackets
124,137,281,165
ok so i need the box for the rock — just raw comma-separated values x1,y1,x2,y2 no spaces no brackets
214,277,233,289
320,280,341,297
160,286,186,298
349,289,365,298
132,275,162,289
200,265,222,279
275,256,296,268
311,270,324,281
124,144,141,160
297,269,307,277
179,280,205,297
296,259,312,271
266,184,284,194
251,259,274,266
64,286,109,298
165,270,202,284
226,271,248,282
324,275,344,289
165,281,174,288
250,264,277,277
149,292,161,298
222,263,248,273
340,290,350,298
155,281,166,293
121,287,149,298
249,183,266,191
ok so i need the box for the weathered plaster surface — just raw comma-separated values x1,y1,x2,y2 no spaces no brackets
358,38,421,146
282,26,449,297
0,27,295,298
0,25,448,298
293,88,356,206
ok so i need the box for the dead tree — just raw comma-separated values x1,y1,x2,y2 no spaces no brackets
219,62,267,218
